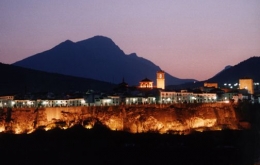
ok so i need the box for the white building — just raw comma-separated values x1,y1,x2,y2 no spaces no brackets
159,90,217,104
125,96,156,105
0,96,15,108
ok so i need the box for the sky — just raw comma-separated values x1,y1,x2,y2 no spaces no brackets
0,0,260,81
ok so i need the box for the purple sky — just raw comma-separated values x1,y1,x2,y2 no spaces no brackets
1,0,260,81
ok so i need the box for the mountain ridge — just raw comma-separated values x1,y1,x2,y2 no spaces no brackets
0,62,115,95
13,36,195,85
167,56,260,89
207,56,260,84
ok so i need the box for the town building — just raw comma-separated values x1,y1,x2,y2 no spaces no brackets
139,78,153,88
159,90,217,104
204,82,218,88
239,78,254,94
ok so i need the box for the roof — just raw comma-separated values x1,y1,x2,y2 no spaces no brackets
140,78,152,82
157,70,164,73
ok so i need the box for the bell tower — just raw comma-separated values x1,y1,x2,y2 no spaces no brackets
157,70,165,89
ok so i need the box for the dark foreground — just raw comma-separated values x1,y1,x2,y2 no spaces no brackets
0,125,259,165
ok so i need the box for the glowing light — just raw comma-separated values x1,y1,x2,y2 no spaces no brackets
0,103,240,134
62,126,68,130
85,125,93,129
81,100,86,104
27,129,35,134
44,126,52,131
0,126,5,132
14,127,23,134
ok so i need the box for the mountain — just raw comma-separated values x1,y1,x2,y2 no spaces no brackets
167,56,260,90
13,36,195,85
213,65,233,77
0,63,115,95
207,56,260,85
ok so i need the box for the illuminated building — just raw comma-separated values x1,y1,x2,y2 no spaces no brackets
156,70,165,89
125,96,156,105
0,95,15,108
204,82,218,88
239,78,254,94
139,78,153,88
159,90,217,103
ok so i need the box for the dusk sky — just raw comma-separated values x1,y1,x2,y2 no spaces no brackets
0,0,260,81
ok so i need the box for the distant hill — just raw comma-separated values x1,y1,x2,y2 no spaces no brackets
207,56,260,85
13,36,195,85
0,63,115,95
168,56,260,89
213,65,233,77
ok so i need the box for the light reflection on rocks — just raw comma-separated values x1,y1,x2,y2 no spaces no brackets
0,103,243,134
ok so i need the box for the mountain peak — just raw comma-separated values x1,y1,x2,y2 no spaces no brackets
224,65,232,70
76,35,117,48
128,53,138,57
60,40,74,45
13,35,195,85
54,39,75,49
207,56,260,84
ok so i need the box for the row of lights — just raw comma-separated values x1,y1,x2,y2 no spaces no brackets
1,99,87,107
224,82,259,88
224,83,238,89
42,100,86,105
126,98,156,103
1,101,34,106
162,96,217,101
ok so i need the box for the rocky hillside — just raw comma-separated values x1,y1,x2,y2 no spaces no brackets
0,103,242,134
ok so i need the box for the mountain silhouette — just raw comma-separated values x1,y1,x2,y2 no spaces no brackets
207,56,260,85
0,63,115,95
168,56,260,89
213,65,233,77
13,36,195,85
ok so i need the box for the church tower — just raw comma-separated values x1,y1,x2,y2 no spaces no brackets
157,70,165,89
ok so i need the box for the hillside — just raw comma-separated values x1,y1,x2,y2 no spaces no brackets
13,36,195,85
207,56,260,85
167,56,260,89
0,63,115,95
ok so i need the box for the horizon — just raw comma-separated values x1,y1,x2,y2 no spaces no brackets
1,1,260,81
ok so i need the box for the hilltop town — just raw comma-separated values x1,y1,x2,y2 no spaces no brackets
0,70,258,108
